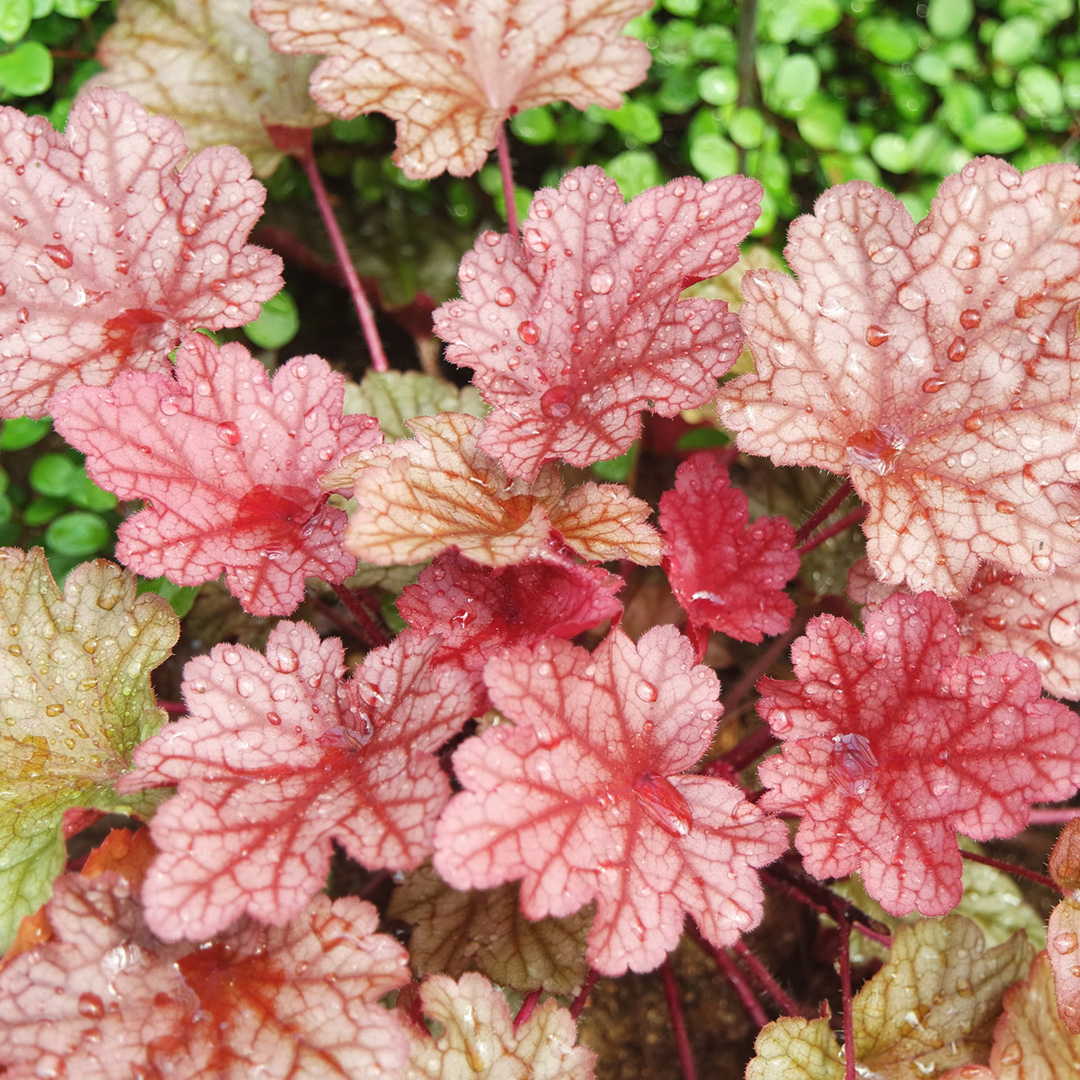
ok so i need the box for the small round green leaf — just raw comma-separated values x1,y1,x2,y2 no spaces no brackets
28,453,78,498
44,511,111,557
927,0,973,39
243,290,300,350
857,17,921,63
604,150,663,199
698,66,739,106
991,16,1041,66
870,132,911,173
796,93,846,149
1016,64,1064,117
769,53,820,113
0,0,31,44
53,0,97,13
67,471,118,513
0,417,50,450
689,132,738,179
963,112,1027,153
729,106,767,148
0,39,52,95
510,106,557,145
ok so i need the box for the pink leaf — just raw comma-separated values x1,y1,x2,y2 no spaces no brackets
849,557,1080,701
117,622,475,941
0,872,410,1079
659,452,799,643
434,167,761,480
433,627,788,975
397,542,623,710
756,592,1080,917
718,159,1080,596
0,89,282,418
251,0,651,179
52,334,380,616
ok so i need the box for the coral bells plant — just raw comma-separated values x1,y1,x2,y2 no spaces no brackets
4,2,1080,1077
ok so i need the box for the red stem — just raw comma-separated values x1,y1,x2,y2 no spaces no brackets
960,848,1061,894
496,123,519,235
295,143,389,372
158,700,187,715
1030,807,1080,824
719,604,812,717
794,480,854,546
710,943,769,1028
838,920,857,1080
796,506,868,556
732,939,814,1019
569,969,599,1020
329,581,391,648
660,959,699,1080
514,989,542,1031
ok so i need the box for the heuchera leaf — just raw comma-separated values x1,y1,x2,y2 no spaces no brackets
659,452,799,643
718,159,1080,597
396,544,623,712
92,0,326,178
52,334,381,617
330,412,661,568
1047,900,1080,1034
118,622,474,941
0,872,411,1079
433,627,788,976
388,863,592,995
405,972,595,1080
345,369,487,441
0,549,177,953
251,0,651,179
745,1018,844,1080
434,167,761,480
757,592,1080,916
0,88,283,418
849,557,1080,701
941,953,1080,1080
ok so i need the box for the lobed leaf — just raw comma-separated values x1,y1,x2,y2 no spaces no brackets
435,167,761,480
92,0,327,177
251,0,651,179
0,88,282,418
433,627,788,975
719,159,1080,596
119,622,475,941
345,369,487,441
746,1018,845,1080
1048,900,1080,1035
405,971,595,1080
549,482,662,565
52,334,381,616
659,452,799,643
757,592,1080,916
0,872,411,1079
0,550,177,953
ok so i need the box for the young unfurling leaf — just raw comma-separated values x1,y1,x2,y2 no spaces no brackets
0,89,282,418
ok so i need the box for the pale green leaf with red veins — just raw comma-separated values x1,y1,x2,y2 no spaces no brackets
91,0,327,178
52,334,381,617
434,168,760,481
745,1018,845,1080
1046,821,1080,1034
718,159,1080,597
118,622,474,942
1049,820,1080,893
941,953,1080,1080
0,550,177,954
251,0,650,179
0,872,411,1080
849,557,1080,701
433,627,788,976
345,370,487,441
405,972,595,1080
757,592,1080,917
388,862,591,994
852,917,1032,1077
0,88,282,419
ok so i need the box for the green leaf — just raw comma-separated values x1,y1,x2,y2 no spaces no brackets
768,52,820,114
913,49,955,86
329,115,382,144
53,0,97,13
926,0,973,39
28,453,78,499
604,149,663,198
869,132,911,173
510,106,557,145
1016,63,1065,116
66,471,117,513
661,0,699,16
0,0,31,44
689,132,738,179
346,370,486,441
729,106,767,148
690,24,736,64
697,65,739,106
602,99,662,143
963,111,1027,153
243,289,300,350
991,16,1041,66
136,575,200,619
747,1018,844,1080
590,442,639,483
796,92,846,149
760,0,842,43
857,17,921,63
940,82,987,135
23,496,65,527
0,551,178,952
0,39,52,95
44,511,111,557
0,417,50,451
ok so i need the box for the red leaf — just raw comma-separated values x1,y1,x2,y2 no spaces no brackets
757,592,1080,916
433,627,789,975
0,873,410,1078
433,167,761,480
719,159,1080,596
659,452,799,643
117,622,475,941
0,89,282,418
397,544,623,711
251,0,651,179
52,334,380,616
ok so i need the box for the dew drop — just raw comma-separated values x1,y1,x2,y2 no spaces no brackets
517,320,539,344
588,264,615,295
235,674,255,698
77,992,105,1019
523,226,549,253
494,286,515,306
922,376,946,394
959,308,981,330
45,703,63,717
1054,931,1079,954
1033,553,1053,572
636,680,658,703
828,733,878,797
159,396,179,416
982,615,1006,631
959,450,977,468
947,337,968,362
868,243,897,264
217,421,241,446
992,239,1014,260
43,243,73,269
963,410,982,432
953,245,981,270
540,384,576,419
996,500,1015,515
865,325,889,347
222,649,240,666
1049,603,1080,647
266,711,282,726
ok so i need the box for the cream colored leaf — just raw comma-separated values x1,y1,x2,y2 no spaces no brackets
551,482,662,565
745,1018,845,1080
